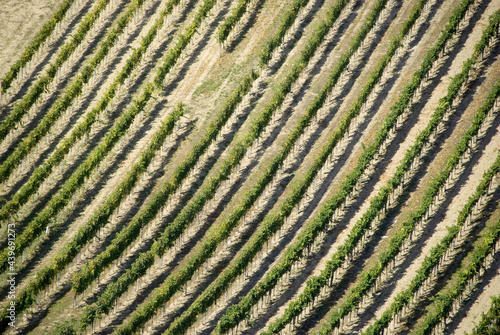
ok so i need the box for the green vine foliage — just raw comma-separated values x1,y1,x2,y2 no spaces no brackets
0,81,149,267
75,72,257,333
364,78,500,335
0,0,188,229
0,0,112,143
0,100,183,333
316,4,500,334
468,295,500,335
74,0,320,328
72,70,256,294
217,0,251,43
0,0,76,93
0,0,213,262
74,1,354,332
73,5,262,333
415,212,500,335
259,0,311,66
86,0,360,333
211,0,406,332
0,0,150,203
215,0,483,333
0,0,220,326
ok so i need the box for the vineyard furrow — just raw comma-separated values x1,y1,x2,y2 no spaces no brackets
0,0,162,182
411,207,500,334
0,0,213,270
0,0,134,156
211,0,460,332
303,9,499,334
467,291,500,334
0,0,95,117
149,0,421,333
0,0,116,145
0,0,79,95
72,0,336,316
209,0,482,334
0,4,241,328
72,0,360,332
0,0,238,328
0,0,202,260
2,0,499,333
0,0,164,212
364,125,500,335
453,242,500,334
360,41,500,334
253,1,449,332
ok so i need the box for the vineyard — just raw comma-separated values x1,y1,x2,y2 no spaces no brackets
0,0,500,334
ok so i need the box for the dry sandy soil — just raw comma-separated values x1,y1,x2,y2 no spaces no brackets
0,0,63,78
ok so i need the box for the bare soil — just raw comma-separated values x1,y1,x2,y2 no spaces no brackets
0,0,64,78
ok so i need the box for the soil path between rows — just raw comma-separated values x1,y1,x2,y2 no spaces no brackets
0,0,64,79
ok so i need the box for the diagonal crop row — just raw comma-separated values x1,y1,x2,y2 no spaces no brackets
468,294,500,334
364,141,500,335
258,0,311,67
83,0,368,333
0,0,113,144
0,0,216,322
133,0,401,332
212,0,443,332
216,0,481,332
1,7,256,327
413,207,500,335
74,0,351,303
74,0,340,322
311,12,498,335
0,0,204,229
69,0,264,299
0,0,77,93
216,0,275,49
0,100,184,332
0,0,218,274
0,0,194,262
74,0,354,334
217,0,253,44
76,73,258,333
0,0,160,206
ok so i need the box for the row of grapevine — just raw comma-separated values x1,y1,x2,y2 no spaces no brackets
77,0,362,332
0,0,231,324
4,75,254,334
312,9,498,334
212,0,435,332
74,74,258,333
69,0,259,298
363,71,500,335
217,0,253,44
365,141,500,335
0,0,77,93
221,0,480,332
4,0,498,332
468,294,500,334
0,0,186,223
0,0,207,272
413,211,500,334
0,0,113,143
74,0,351,306
0,0,144,192
66,0,320,317
164,0,403,333
0,101,183,332
258,0,311,67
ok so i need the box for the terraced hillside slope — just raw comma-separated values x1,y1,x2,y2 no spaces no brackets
0,0,499,334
